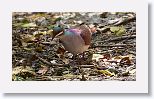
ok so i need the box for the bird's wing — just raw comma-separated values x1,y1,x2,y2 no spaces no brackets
79,25,92,45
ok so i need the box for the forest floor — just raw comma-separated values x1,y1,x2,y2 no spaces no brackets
12,12,136,81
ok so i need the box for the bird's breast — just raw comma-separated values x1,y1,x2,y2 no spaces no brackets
59,33,89,54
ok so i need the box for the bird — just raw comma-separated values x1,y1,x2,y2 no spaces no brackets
52,25,95,64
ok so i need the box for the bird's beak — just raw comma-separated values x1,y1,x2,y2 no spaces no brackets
51,31,63,41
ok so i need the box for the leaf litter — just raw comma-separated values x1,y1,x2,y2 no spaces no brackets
12,12,136,81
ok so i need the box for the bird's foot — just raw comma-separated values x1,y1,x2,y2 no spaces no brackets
69,60,76,66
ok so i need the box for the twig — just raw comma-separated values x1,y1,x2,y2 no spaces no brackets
37,56,65,67
38,56,95,68
40,41,57,46
114,16,136,26
92,44,134,48
99,27,110,33
127,51,136,55
95,35,136,43
96,16,136,34
77,65,95,68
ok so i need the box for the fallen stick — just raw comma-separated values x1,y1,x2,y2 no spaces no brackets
95,35,136,43
114,16,136,26
92,44,134,48
38,56,95,68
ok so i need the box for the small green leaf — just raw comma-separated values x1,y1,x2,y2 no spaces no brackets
110,26,126,36
98,70,115,77
63,74,74,78
21,23,36,28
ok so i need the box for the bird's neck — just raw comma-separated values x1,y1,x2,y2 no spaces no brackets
64,29,81,36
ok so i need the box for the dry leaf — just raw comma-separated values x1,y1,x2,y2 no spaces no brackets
120,57,131,65
98,70,115,77
37,66,48,75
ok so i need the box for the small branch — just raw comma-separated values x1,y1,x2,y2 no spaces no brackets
95,35,136,43
92,44,134,48
37,56,95,68
99,27,110,33
106,35,136,42
126,51,136,55
40,41,57,46
37,56,65,67
77,65,95,68
114,16,136,26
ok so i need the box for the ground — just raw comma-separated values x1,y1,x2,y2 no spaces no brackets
12,12,136,81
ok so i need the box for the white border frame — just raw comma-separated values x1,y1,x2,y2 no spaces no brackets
0,0,148,93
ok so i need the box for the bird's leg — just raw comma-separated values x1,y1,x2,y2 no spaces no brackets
72,54,77,66
81,52,86,64
80,52,89,65
82,52,85,60
76,53,85,65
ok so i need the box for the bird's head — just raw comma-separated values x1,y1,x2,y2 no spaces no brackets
52,26,64,40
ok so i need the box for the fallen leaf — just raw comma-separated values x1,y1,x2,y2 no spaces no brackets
110,26,126,36
120,57,131,65
92,54,104,62
37,66,48,75
63,74,75,78
12,66,36,80
21,23,37,28
102,53,111,60
57,47,66,56
128,69,136,75
122,71,129,76
98,70,115,77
